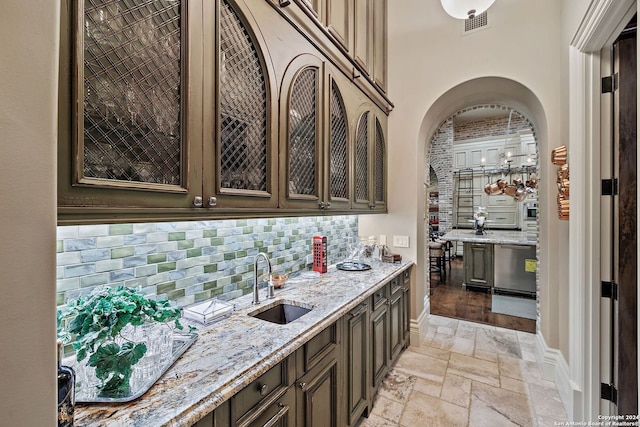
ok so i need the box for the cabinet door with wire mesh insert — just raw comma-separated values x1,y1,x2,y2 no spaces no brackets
280,55,324,209
328,79,350,208
78,0,186,189
216,0,271,198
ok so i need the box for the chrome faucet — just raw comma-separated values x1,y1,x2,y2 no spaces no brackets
253,253,274,304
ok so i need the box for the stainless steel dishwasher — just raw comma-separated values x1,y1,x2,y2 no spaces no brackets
493,244,536,296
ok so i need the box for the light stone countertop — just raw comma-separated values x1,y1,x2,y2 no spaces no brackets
440,229,536,245
73,260,413,427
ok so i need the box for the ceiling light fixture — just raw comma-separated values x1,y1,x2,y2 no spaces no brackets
440,0,495,19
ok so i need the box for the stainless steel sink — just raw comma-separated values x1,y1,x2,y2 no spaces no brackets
248,300,312,325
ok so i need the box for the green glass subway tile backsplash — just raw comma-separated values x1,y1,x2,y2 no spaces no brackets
56,216,358,308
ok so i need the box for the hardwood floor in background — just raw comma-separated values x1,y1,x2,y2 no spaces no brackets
429,258,536,333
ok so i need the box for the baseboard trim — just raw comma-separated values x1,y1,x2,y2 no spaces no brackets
536,331,576,419
409,303,429,346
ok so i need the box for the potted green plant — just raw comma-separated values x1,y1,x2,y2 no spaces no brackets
57,286,190,398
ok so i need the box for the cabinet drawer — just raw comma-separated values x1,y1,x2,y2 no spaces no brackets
371,285,389,309
486,195,516,208
236,386,295,427
233,359,292,422
402,268,410,285
457,196,480,207
390,275,402,294
486,210,517,227
299,323,337,373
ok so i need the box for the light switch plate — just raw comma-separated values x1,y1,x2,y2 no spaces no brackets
392,235,409,248
379,235,387,245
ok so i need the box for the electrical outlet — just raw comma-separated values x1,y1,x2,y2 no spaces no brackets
392,235,409,248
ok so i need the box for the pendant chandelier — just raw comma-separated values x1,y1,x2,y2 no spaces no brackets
440,0,495,19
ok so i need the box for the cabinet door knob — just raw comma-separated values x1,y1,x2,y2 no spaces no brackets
298,382,308,391
193,196,203,207
258,383,269,396
207,196,217,207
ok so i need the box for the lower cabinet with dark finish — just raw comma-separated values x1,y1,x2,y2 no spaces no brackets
295,322,341,427
344,302,369,426
192,265,413,427
463,242,494,289
389,276,404,362
236,387,296,427
370,290,390,392
295,356,339,427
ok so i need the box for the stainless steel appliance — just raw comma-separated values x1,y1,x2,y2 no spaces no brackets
494,244,536,295
523,201,537,221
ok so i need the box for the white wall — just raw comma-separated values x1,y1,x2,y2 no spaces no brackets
360,0,568,353
0,1,59,425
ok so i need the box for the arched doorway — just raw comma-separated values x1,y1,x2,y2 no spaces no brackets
426,104,539,332
415,77,551,339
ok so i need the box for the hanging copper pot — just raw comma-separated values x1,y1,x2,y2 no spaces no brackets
503,185,517,197
485,181,505,195
514,183,527,201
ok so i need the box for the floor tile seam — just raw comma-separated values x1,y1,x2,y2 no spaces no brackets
498,373,529,396
469,380,536,427
373,398,403,426
497,353,533,385
440,370,471,410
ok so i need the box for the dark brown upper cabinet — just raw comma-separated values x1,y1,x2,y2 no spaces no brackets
58,0,387,224
279,55,352,211
353,106,386,211
58,0,279,223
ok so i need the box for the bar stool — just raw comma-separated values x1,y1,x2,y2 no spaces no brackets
435,239,452,270
428,241,446,283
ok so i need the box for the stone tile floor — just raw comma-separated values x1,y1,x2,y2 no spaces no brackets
360,315,568,427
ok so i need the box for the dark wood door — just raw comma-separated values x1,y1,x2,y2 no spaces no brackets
346,303,369,426
370,300,389,390
613,19,637,415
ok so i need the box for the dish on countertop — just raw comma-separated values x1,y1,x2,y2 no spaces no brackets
336,261,372,271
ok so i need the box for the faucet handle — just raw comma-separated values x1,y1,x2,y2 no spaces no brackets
267,276,275,299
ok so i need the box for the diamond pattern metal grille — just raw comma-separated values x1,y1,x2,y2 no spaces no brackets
375,118,385,203
355,113,369,201
82,0,182,185
289,68,318,196
219,0,268,191
330,81,348,199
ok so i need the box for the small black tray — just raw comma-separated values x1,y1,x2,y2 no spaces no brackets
336,262,371,271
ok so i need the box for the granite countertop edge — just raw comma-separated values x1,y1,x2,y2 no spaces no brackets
440,229,536,245
74,260,413,427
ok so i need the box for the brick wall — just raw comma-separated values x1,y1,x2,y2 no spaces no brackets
428,105,534,234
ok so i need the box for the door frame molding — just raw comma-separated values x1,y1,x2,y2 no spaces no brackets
566,0,637,420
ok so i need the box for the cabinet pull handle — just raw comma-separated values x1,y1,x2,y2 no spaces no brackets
258,383,269,396
262,404,289,427
278,0,291,7
193,196,203,207
350,304,368,318
207,196,217,207
298,382,308,391
319,201,326,209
